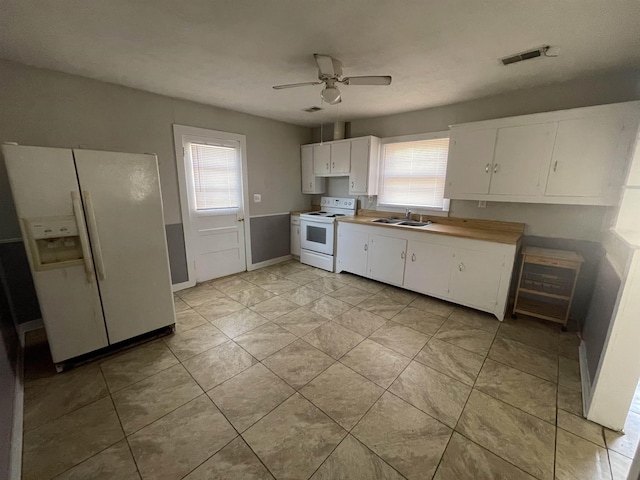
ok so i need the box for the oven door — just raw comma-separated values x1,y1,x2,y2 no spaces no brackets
300,219,334,255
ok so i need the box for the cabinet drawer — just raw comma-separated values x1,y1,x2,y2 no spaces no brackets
525,255,578,269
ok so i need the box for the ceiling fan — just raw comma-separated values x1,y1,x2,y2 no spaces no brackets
273,54,392,105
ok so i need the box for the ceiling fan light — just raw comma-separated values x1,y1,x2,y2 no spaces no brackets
321,86,341,105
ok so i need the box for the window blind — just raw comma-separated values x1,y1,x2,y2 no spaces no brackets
379,137,450,208
189,142,240,210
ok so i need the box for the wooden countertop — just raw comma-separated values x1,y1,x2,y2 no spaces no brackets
338,213,524,245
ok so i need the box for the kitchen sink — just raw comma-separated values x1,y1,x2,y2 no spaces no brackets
398,220,433,227
371,218,403,224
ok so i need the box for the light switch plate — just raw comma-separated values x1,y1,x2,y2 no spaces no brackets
253,194,261,203
478,201,487,208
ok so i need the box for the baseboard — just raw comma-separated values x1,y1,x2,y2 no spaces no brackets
579,341,591,418
16,318,44,347
248,255,293,271
9,340,24,480
172,280,195,293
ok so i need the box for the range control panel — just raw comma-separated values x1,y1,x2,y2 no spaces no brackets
320,197,356,209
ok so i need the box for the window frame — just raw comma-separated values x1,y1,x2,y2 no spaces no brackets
377,131,451,216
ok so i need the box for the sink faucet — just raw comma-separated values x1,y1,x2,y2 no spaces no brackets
405,208,412,220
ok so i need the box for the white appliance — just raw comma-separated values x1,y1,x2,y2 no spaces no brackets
300,196,356,271
3,144,176,367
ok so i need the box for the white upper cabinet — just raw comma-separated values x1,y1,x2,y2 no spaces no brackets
545,114,631,198
312,143,331,175
301,145,325,194
330,141,351,174
489,122,557,196
445,101,640,205
446,128,497,196
349,137,380,196
302,136,380,191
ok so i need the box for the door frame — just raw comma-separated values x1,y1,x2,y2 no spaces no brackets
172,124,252,290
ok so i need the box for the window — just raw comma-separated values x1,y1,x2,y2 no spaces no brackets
189,141,241,210
378,133,450,210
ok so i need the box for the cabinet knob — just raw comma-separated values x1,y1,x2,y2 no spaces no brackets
401,251,405,260
332,162,335,169
485,163,490,173
553,161,558,172
351,181,354,188
459,262,465,271
326,163,329,170
411,253,416,262
364,244,368,251
494,164,499,174
310,182,312,188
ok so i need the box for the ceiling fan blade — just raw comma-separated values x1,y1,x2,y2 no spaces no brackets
314,54,336,77
342,76,392,86
272,81,323,90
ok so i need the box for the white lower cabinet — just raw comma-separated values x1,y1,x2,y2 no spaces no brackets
337,229,369,277
290,215,300,257
336,221,518,320
450,248,505,312
404,240,453,299
367,234,407,286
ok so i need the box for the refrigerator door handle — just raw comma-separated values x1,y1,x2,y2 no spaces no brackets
71,191,95,283
83,191,107,281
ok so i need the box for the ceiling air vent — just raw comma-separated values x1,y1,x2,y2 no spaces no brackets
500,46,550,66
303,106,323,113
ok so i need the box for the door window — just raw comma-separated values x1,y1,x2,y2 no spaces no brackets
189,142,240,210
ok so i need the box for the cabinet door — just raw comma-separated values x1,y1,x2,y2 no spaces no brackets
301,146,324,194
313,144,331,175
349,137,370,194
404,240,454,299
337,228,369,276
368,234,407,286
445,128,497,196
331,141,351,174
545,115,628,197
290,217,300,256
450,249,504,311
489,122,557,196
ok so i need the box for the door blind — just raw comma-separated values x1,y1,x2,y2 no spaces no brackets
379,137,450,208
189,142,240,210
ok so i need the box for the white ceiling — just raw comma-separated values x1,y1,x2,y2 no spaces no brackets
1,0,640,127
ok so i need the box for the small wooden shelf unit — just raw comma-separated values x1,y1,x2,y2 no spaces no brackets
513,246,584,329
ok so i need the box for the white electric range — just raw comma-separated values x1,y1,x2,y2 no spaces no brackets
299,197,356,272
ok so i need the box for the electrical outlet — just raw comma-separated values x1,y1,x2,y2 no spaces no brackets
478,201,487,208
253,194,261,203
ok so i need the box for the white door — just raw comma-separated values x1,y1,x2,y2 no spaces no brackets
337,227,369,276
73,150,175,344
445,128,497,196
368,234,407,286
405,240,453,299
450,248,504,311
181,134,247,282
489,122,557,196
3,145,108,363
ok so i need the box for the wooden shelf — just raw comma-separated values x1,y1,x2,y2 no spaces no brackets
518,288,571,301
513,246,583,328
514,297,567,324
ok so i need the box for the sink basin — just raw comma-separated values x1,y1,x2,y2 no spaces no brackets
371,218,403,224
398,220,433,227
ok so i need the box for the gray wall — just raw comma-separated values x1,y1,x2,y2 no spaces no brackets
0,269,19,480
583,255,623,385
250,215,291,264
313,68,640,242
0,59,313,304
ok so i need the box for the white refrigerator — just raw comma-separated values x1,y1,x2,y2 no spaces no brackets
3,144,176,366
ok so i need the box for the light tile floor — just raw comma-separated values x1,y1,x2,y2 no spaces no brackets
21,260,639,480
